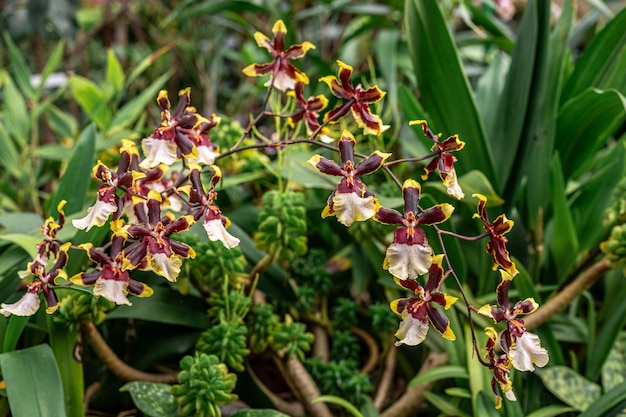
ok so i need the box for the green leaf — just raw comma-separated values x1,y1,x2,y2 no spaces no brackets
312,395,362,417
126,42,177,87
490,0,550,199
408,365,468,388
0,212,43,233
49,124,96,217
537,366,601,411
0,120,21,177
423,391,471,417
1,32,34,99
562,6,626,102
0,344,67,417
601,332,626,392
231,410,291,417
120,382,177,417
105,49,125,101
43,105,78,140
0,234,41,257
1,73,30,144
36,40,66,94
68,76,112,130
555,88,626,180
3,315,30,353
475,51,509,140
170,0,265,22
525,405,578,417
457,170,504,207
404,0,496,187
578,380,626,417
548,154,578,278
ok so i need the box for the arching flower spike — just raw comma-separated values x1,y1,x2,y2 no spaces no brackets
410,120,465,199
242,20,315,91
484,327,516,409
376,179,454,279
308,130,390,226
390,255,458,346
320,60,389,135
473,193,517,276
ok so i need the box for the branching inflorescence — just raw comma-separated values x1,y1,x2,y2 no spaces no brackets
1,19,548,410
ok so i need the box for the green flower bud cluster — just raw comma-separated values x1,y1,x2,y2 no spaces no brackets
255,190,307,263
207,290,251,323
171,353,238,417
269,317,314,361
179,234,248,292
53,291,112,327
601,223,626,264
291,248,332,295
305,357,373,409
247,304,280,354
604,176,626,226
196,319,250,372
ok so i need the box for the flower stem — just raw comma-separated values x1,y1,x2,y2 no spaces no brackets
46,316,85,417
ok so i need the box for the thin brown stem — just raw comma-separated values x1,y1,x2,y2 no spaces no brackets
82,322,179,384
374,338,397,411
351,326,379,374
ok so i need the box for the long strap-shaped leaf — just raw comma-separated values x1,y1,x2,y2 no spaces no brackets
404,0,496,190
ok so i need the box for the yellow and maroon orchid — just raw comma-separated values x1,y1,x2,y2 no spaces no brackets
389,255,458,346
288,82,330,141
410,120,465,199
308,130,390,226
320,60,389,135
375,179,454,279
472,193,517,275
243,20,315,92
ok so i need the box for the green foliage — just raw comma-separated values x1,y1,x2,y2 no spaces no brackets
255,190,308,263
120,382,178,417
247,304,280,354
306,358,373,410
171,353,238,417
269,318,314,361
196,319,250,372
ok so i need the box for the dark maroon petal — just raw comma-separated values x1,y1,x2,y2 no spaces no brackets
79,271,102,285
424,262,445,293
375,207,404,225
417,205,450,225
313,156,343,176
426,306,450,335
355,151,387,176
165,217,192,235
170,240,192,257
325,103,352,124
173,89,191,119
338,133,355,165
175,131,195,156
42,286,58,310
402,183,420,215
396,278,420,293
496,277,511,310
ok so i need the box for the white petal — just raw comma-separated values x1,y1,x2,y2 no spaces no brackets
189,146,219,165
332,192,376,226
149,253,182,282
72,200,117,231
140,138,178,169
203,219,240,249
504,389,517,401
0,292,41,317
384,242,433,279
394,315,429,346
265,71,296,92
443,168,464,200
94,279,131,306
510,332,549,372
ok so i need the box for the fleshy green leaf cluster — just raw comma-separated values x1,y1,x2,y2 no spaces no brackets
269,317,314,361
196,320,250,372
171,353,238,417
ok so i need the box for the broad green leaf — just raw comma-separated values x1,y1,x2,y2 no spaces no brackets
490,0,550,200
171,0,265,22
404,0,496,187
555,88,626,180
601,332,626,391
36,40,65,95
569,142,625,249
1,32,34,98
562,6,626,102
312,395,362,417
374,29,399,119
105,49,125,101
408,365,468,388
43,104,78,140
461,1,514,49
33,144,76,161
68,76,112,130
526,405,578,417
423,391,471,417
126,42,178,86
548,154,578,278
578,381,626,417
537,366,601,411
457,170,503,207
106,284,210,328
3,315,30,353
2,73,29,144
0,212,43,233
120,382,177,417
397,84,430,158
231,411,291,417
0,234,41,257
586,287,626,381
0,121,21,177
475,51,509,140
49,124,96,217
0,344,67,417
524,0,574,226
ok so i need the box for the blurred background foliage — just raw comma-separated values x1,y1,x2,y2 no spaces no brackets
1,0,626,416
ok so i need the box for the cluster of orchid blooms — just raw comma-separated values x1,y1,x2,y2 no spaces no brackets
1,20,547,408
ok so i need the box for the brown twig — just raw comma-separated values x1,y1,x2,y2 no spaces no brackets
523,256,613,332
82,322,179,384
247,360,306,417
374,338,397,411
351,326,379,374
380,351,448,417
